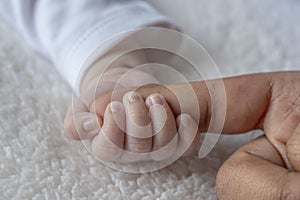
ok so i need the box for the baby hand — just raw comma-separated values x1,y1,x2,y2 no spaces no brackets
91,91,199,163
63,48,200,163
64,50,158,141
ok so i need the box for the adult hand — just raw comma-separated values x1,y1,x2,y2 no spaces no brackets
92,71,300,198
216,72,300,200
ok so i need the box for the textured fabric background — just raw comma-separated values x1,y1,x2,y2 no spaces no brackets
0,0,299,199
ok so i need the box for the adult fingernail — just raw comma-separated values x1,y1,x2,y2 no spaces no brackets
83,117,100,132
147,94,164,107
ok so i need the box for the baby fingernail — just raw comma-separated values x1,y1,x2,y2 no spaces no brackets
180,115,190,128
110,101,122,113
147,94,164,106
128,92,142,103
83,117,99,132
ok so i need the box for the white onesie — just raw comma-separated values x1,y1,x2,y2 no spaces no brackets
0,0,176,93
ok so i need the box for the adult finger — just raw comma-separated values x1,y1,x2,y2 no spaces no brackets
287,123,300,171
91,73,276,135
216,136,300,200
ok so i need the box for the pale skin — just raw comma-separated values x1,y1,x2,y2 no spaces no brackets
91,72,300,199
64,50,300,198
64,50,201,162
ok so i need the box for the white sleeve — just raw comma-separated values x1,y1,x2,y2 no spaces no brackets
0,0,177,92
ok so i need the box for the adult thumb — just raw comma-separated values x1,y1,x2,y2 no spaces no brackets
287,123,300,171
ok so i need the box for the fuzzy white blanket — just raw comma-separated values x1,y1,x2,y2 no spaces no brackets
1,0,299,199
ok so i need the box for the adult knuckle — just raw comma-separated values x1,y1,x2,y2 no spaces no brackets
280,175,300,200
216,161,235,199
287,141,300,163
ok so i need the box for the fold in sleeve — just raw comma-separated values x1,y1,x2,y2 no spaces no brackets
0,0,177,93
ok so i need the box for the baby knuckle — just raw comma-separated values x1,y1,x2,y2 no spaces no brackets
128,139,152,152
92,144,120,161
163,117,176,127
164,108,174,117
64,118,79,140
128,110,148,118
